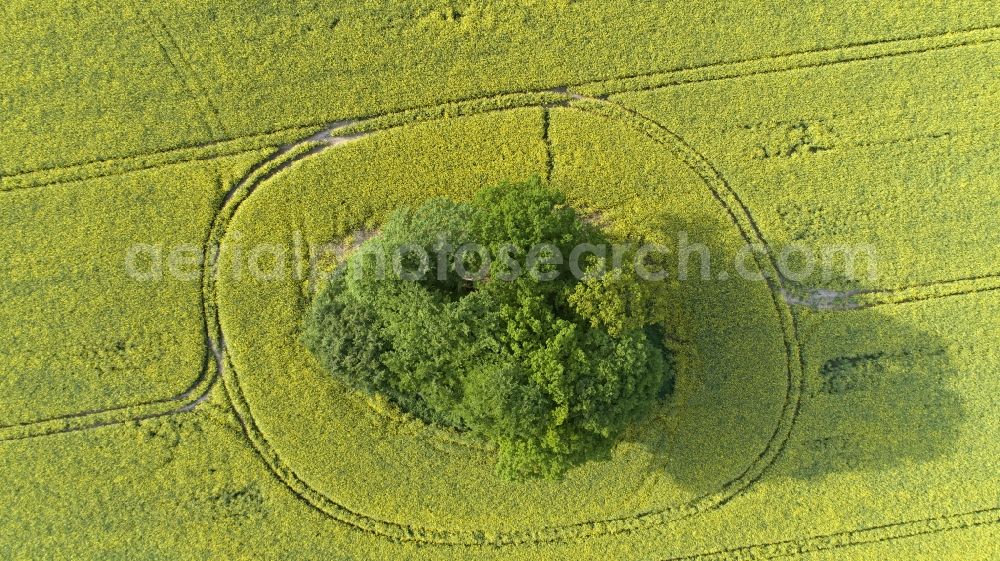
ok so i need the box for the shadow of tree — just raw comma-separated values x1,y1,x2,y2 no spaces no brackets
614,208,964,491
604,209,796,496
773,310,964,479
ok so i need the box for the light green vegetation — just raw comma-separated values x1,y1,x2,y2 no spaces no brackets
610,40,1000,291
2,2,999,560
4,1,998,176
0,150,270,437
0,3,214,175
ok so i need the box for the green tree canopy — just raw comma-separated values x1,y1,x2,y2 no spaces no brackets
304,179,674,479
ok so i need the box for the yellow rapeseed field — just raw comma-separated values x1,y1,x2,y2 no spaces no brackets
1,2,997,559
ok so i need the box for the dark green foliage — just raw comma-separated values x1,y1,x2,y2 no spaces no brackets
303,179,674,479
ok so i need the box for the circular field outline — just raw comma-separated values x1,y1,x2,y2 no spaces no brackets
202,93,804,547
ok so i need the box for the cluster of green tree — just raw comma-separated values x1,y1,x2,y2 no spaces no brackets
304,179,673,479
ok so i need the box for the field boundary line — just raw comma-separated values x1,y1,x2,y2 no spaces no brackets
781,273,1000,312
571,24,1000,97
664,506,1000,560
133,5,227,138
0,337,221,442
0,127,314,193
3,23,998,190
854,273,1000,309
